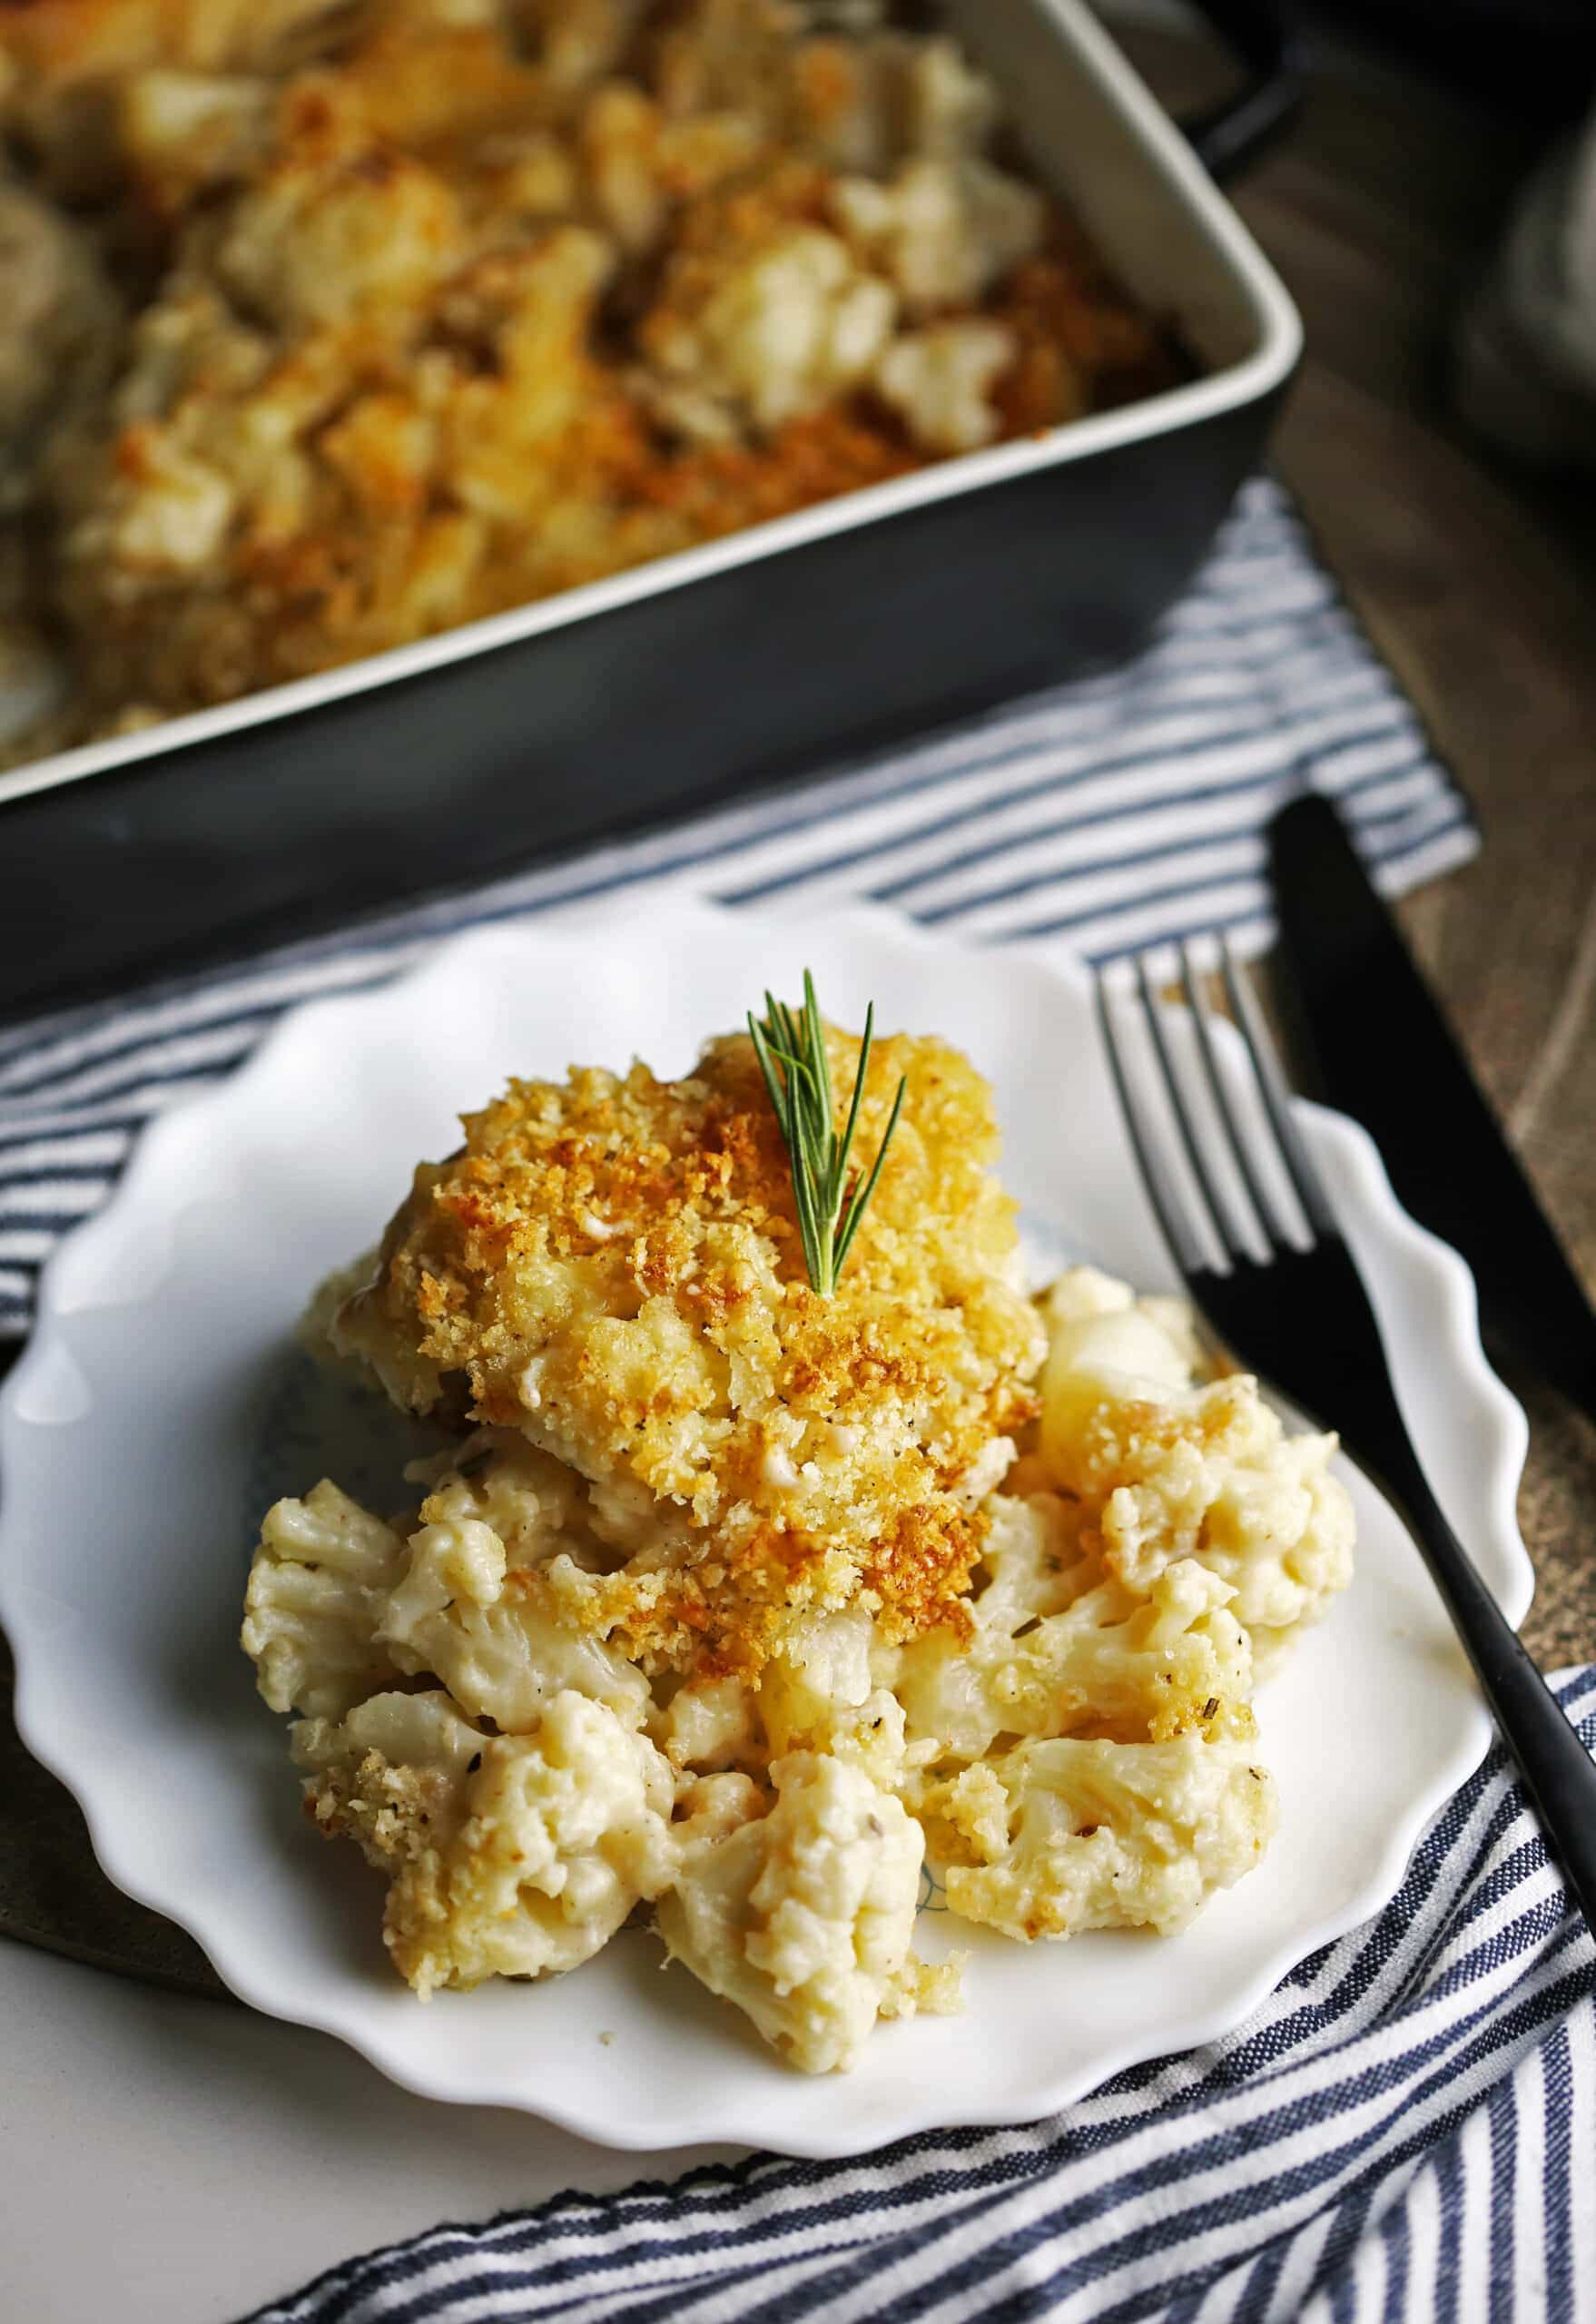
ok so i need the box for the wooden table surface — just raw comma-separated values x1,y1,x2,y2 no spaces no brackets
2,12,1593,1996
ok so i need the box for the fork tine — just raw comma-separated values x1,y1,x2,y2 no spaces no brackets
1131,951,1242,1263
1094,970,1211,1275
1218,940,1339,1237
1178,938,1289,1253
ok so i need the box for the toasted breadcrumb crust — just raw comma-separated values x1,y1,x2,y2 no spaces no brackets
333,1019,1045,1672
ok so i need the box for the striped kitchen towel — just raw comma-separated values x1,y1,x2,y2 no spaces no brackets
248,1671,1596,2324
0,476,1475,1339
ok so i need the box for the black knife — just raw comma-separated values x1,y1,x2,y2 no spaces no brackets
1268,791,1596,1426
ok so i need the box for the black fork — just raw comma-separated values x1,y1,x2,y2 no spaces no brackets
1096,940,1596,1932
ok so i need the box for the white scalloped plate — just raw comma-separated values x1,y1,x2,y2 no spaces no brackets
0,901,1532,2159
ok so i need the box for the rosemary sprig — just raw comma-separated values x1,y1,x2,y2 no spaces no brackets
748,971,907,1296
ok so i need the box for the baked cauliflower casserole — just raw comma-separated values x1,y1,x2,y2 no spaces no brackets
0,0,1182,762
241,1009,1355,2073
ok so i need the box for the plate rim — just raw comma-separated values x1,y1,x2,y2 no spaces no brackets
0,899,1533,2156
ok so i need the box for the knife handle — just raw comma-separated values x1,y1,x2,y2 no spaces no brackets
1269,793,1596,1434
1367,1424,1596,1928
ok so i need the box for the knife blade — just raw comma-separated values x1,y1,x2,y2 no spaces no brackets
1267,790,1596,1426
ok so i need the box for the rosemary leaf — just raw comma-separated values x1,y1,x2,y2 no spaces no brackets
748,971,907,1296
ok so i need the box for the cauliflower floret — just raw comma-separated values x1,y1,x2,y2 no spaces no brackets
120,69,274,214
758,1606,872,1746
655,1749,938,2072
214,140,465,331
1192,1415,1357,1668
49,278,330,606
314,1433,651,1732
1036,1262,1138,1330
899,34,1000,162
98,428,237,571
435,227,618,511
964,1488,1089,1631
1039,1277,1200,1468
298,1688,677,1995
1037,1269,1354,1667
377,1512,649,1733
758,1608,906,1787
831,156,1043,317
900,1551,1255,1771
643,206,896,433
874,317,1015,454
293,1685,483,1848
576,80,761,256
241,1480,406,1718
669,1767,767,1846
654,1675,759,1772
1137,1295,1207,1379
1077,1376,1354,1667
0,0,356,196
938,1733,1277,1940
403,1428,596,1562
784,27,997,175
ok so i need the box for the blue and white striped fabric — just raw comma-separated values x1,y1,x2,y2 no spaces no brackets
0,476,1473,1340
248,1672,1596,2324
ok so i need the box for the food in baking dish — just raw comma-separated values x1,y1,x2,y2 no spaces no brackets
241,998,1355,2073
0,0,1183,761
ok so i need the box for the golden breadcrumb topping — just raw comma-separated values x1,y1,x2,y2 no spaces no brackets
332,1019,1045,1669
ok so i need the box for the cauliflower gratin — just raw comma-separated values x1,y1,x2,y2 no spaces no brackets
0,0,1184,762
241,1008,1355,2073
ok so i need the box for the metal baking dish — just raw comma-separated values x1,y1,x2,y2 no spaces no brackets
0,0,1303,1019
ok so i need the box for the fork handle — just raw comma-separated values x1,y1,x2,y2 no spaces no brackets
1373,1445,1596,1929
